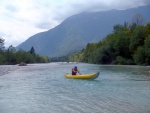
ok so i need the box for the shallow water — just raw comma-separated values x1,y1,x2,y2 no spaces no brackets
0,63,150,113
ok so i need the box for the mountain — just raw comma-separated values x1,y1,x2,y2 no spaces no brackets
16,5,150,57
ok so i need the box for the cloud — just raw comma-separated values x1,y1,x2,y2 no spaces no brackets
0,0,150,47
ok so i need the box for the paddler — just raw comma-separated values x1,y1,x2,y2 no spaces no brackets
72,66,81,75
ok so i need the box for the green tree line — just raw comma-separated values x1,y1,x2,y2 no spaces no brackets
51,56,69,62
0,44,50,65
68,22,150,65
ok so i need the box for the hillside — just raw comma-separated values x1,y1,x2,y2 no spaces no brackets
16,5,150,57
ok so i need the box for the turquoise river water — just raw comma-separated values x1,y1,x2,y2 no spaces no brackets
0,63,150,113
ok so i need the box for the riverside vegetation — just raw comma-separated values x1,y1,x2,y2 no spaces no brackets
0,43,50,65
68,22,150,65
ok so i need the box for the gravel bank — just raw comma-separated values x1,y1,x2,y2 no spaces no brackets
0,65,19,76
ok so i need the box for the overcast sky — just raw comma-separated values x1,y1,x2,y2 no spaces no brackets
0,0,150,47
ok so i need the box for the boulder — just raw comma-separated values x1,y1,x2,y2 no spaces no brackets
19,62,27,66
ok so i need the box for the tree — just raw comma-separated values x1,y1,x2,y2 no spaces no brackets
82,43,97,63
0,37,5,50
143,35,150,65
0,51,6,64
129,26,145,52
113,24,125,33
96,46,114,64
30,46,35,54
8,45,16,52
131,13,145,26
133,46,145,65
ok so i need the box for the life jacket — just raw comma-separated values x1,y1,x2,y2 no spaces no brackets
72,68,77,75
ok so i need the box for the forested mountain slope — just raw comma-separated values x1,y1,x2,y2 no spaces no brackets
16,5,150,57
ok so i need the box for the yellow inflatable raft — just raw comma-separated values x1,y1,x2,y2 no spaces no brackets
65,72,99,79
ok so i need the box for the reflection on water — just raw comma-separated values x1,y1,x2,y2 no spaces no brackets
0,63,150,113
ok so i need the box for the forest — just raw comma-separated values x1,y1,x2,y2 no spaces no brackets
68,17,150,65
0,41,50,65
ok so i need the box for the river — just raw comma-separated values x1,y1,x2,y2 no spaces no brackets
0,63,150,113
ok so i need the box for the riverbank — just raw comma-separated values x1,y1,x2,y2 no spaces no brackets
0,63,59,76
0,65,20,76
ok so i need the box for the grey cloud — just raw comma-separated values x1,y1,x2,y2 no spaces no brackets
36,0,150,30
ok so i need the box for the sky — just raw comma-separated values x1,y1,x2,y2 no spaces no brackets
0,0,150,47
